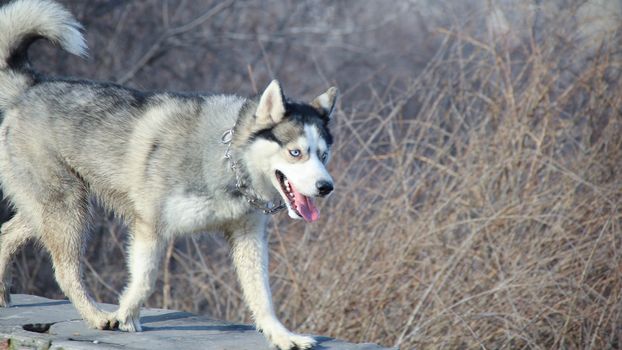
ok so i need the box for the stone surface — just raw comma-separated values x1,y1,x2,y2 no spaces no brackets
0,294,395,350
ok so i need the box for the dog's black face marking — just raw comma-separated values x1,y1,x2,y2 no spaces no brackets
249,127,284,146
285,102,325,121
285,102,333,146
248,101,333,147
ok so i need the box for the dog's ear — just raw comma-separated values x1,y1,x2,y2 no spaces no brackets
256,80,286,125
310,87,338,120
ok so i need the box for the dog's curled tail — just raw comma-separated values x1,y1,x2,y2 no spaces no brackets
0,0,87,71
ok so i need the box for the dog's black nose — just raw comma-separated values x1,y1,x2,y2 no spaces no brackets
316,180,334,196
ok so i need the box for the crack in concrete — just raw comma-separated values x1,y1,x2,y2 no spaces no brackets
23,322,56,334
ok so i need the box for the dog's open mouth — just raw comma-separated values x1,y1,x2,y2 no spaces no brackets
275,170,319,222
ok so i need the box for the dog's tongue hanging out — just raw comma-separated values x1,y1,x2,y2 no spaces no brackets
291,184,319,222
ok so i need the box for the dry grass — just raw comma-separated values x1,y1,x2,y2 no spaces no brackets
266,30,622,349
4,1,622,349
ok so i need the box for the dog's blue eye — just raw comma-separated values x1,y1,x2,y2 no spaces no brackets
321,152,328,161
289,149,301,157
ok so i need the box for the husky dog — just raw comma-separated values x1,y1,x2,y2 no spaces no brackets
0,1,337,349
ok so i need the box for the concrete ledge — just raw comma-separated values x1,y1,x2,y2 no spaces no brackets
0,294,394,350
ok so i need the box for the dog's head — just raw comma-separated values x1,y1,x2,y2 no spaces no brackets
242,80,338,222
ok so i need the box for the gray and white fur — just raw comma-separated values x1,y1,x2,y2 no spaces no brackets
0,1,338,349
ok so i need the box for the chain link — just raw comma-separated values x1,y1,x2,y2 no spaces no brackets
221,126,286,215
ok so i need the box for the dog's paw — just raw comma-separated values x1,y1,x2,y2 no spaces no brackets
115,311,142,332
263,328,316,350
88,311,119,330
285,333,317,350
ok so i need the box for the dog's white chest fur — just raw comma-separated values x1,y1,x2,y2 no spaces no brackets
164,194,214,234
163,192,249,235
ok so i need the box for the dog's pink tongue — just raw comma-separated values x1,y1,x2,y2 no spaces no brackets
291,185,319,222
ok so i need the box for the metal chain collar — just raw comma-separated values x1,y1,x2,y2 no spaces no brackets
221,125,286,215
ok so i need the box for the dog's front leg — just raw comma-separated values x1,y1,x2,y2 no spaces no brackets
229,217,316,350
116,220,165,332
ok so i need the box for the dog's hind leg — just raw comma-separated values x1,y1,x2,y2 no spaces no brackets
228,216,316,350
39,181,117,330
115,220,165,332
0,213,35,306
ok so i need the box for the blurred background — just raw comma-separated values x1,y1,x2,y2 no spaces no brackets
2,0,621,348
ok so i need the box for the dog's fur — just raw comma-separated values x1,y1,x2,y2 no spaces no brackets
0,1,337,349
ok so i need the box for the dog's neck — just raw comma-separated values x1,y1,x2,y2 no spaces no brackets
221,123,285,215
